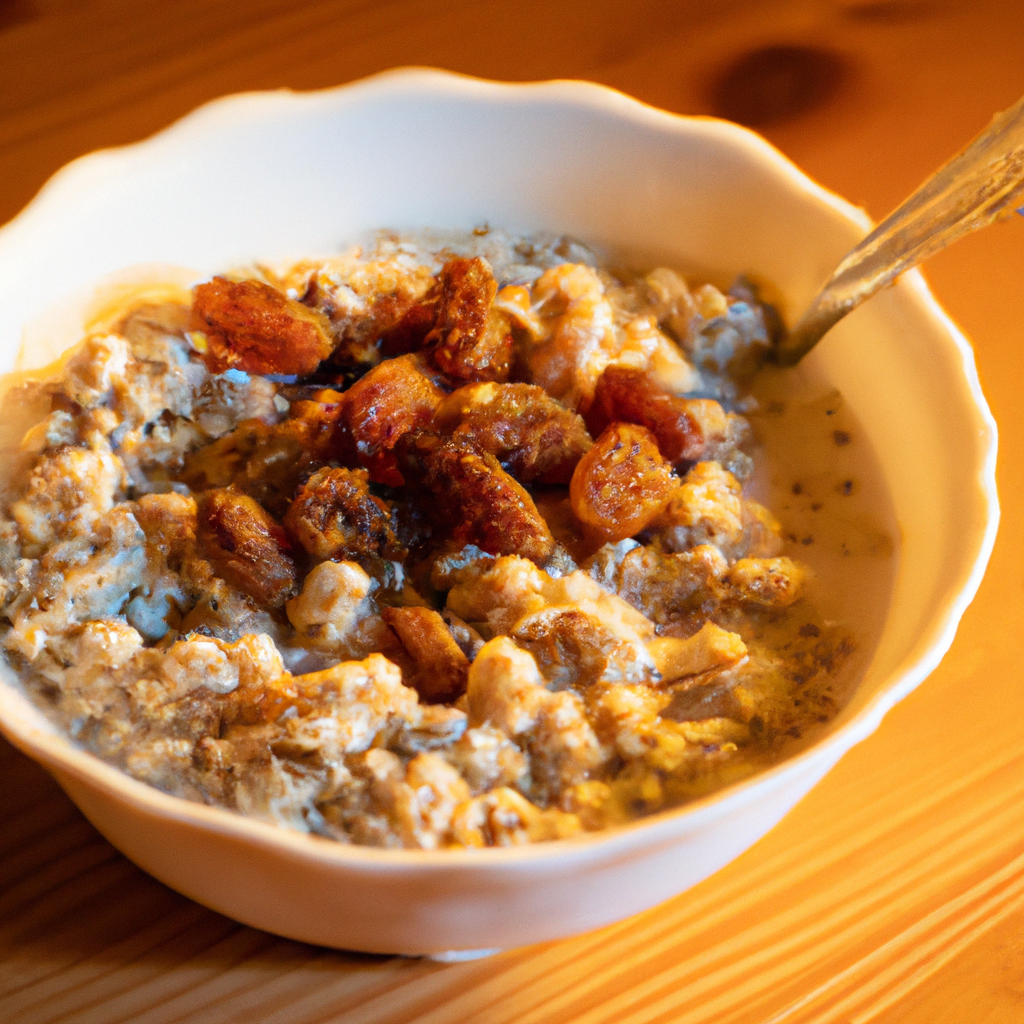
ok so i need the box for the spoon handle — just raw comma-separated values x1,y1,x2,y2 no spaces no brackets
775,93,1024,366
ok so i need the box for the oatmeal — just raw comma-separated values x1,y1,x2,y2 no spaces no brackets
0,230,863,848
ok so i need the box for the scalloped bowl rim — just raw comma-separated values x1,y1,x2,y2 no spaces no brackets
0,69,999,875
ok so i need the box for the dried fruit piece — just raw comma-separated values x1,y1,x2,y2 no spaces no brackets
341,353,446,486
584,541,727,627
196,488,297,608
569,423,676,542
587,366,712,463
377,299,440,358
433,382,592,483
381,606,470,703
399,434,555,563
284,466,405,563
191,277,334,375
426,257,512,382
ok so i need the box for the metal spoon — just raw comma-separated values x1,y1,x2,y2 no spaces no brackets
774,92,1024,366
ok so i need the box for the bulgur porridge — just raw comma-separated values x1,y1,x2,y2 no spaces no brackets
0,230,893,849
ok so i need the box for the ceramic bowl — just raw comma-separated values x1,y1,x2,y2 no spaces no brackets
0,69,998,955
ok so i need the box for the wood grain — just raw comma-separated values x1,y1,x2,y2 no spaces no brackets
2,1,1024,1021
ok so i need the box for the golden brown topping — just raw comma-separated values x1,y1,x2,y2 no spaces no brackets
256,654,415,742
191,277,334,375
426,257,512,382
283,389,351,463
569,423,676,542
402,435,555,563
587,366,711,463
283,466,405,563
377,299,440,359
433,382,592,483
646,623,747,683
196,488,297,608
380,606,470,703
6,240,833,850
341,353,446,486
723,557,805,607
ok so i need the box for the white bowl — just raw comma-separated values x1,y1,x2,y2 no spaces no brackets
0,69,998,955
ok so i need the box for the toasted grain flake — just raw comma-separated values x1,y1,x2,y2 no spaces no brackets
724,557,806,607
286,560,377,647
512,605,654,689
381,606,470,703
523,262,616,410
646,622,747,682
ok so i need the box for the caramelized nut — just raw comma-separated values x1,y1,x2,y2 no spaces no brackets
381,606,470,703
196,488,297,608
433,382,592,483
587,366,711,463
342,353,446,486
402,435,556,563
284,467,405,563
426,257,513,382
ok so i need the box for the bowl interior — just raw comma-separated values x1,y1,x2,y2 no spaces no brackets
0,71,998,949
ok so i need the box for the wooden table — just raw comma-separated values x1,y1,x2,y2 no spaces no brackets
2,2,1023,1021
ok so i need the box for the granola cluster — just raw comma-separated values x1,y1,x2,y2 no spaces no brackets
0,232,849,848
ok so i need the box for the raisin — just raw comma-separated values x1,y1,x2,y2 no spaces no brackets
569,422,675,541
191,277,334,375
196,488,297,608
